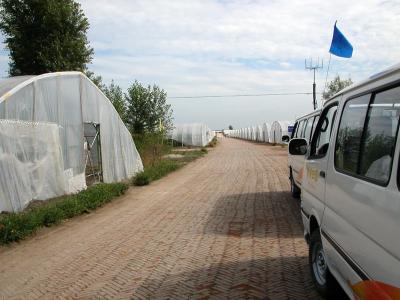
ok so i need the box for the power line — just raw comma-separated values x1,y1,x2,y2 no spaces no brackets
168,92,321,99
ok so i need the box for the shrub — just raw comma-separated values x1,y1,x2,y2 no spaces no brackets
207,136,218,147
134,133,171,167
133,172,151,186
0,182,128,245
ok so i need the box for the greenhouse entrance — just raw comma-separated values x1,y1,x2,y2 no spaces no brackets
84,123,103,185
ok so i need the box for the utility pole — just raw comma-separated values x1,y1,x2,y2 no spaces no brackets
305,58,323,110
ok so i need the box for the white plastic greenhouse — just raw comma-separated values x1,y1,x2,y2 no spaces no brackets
0,72,143,212
270,121,294,144
262,123,270,142
169,123,214,147
256,125,263,142
231,119,293,144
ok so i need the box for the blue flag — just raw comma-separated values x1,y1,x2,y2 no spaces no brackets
329,21,353,58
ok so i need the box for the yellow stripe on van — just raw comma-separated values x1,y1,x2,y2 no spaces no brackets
306,166,318,182
351,280,400,300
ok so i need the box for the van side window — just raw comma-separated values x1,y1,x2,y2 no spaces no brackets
301,119,308,138
310,104,338,157
296,120,305,138
360,87,400,183
311,116,319,136
335,86,400,185
335,95,370,173
303,116,314,141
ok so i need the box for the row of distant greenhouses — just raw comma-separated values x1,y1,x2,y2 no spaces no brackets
224,121,294,143
168,123,215,147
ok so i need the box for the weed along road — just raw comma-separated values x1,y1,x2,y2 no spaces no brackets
0,138,321,299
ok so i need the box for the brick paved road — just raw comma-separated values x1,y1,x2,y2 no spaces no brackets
0,138,322,299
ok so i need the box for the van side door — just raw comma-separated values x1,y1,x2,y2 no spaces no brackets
291,119,306,182
322,86,400,292
301,103,338,224
292,117,316,186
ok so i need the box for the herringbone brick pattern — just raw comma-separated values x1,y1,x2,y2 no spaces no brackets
0,138,322,299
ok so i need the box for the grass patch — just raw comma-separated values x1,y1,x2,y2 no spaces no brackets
133,149,206,186
133,160,180,186
176,149,206,163
133,132,211,186
0,182,128,245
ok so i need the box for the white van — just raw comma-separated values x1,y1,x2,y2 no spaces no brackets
288,109,321,198
289,64,400,299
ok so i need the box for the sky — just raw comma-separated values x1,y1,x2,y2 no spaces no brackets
0,0,399,129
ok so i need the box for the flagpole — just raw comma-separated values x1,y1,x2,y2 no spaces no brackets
322,53,332,107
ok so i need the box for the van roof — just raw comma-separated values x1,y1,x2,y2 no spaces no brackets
295,109,321,122
325,63,400,104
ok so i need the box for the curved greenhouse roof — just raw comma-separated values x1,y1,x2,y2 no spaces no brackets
0,72,143,212
169,123,214,147
270,121,293,143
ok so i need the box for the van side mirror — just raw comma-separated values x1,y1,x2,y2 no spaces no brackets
289,138,308,155
282,135,290,143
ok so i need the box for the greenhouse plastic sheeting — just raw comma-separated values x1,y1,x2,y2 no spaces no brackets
0,72,143,212
232,120,293,144
270,121,294,143
0,120,65,212
169,123,214,147
256,125,263,142
262,123,270,142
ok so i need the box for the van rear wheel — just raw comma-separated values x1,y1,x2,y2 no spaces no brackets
290,176,300,198
309,230,333,297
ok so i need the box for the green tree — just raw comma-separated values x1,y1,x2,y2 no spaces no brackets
103,80,127,122
228,125,233,130
85,70,105,91
125,80,173,134
0,0,93,75
322,75,353,100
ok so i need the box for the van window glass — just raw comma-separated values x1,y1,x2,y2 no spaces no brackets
291,122,298,138
359,87,400,183
296,120,305,138
304,116,314,141
293,122,298,137
315,105,338,155
335,95,370,173
301,119,308,137
311,116,319,136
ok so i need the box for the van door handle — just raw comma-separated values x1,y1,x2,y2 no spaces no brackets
320,171,326,178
